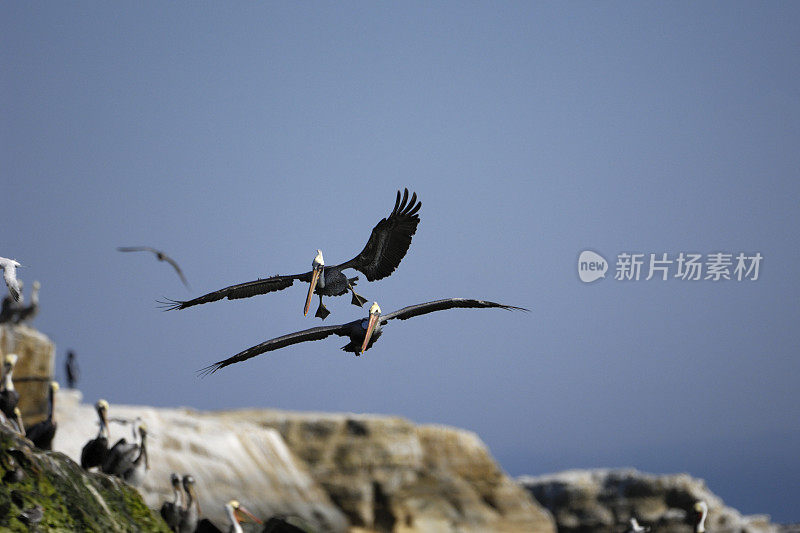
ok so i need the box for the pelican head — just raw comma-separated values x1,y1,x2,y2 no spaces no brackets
95,399,109,412
227,500,261,525
50,381,60,393
360,302,382,354
4,353,18,368
304,249,325,316
170,472,181,487
693,501,708,532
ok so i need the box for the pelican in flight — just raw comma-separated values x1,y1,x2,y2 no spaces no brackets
200,298,528,375
118,246,191,289
0,256,22,302
162,189,421,320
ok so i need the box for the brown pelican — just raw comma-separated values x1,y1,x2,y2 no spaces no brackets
103,420,149,486
118,246,191,290
194,500,261,533
80,399,110,469
200,298,528,375
0,256,22,302
161,473,184,531
26,381,58,450
178,474,201,533
693,501,708,533
162,189,421,320
14,280,39,324
0,354,20,420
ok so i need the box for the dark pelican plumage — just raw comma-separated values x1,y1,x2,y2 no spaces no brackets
161,473,184,531
118,246,191,290
161,189,421,320
194,500,261,533
178,474,201,533
103,420,149,486
81,399,110,469
14,280,39,324
0,256,22,302
0,354,20,420
200,298,528,375
26,381,59,450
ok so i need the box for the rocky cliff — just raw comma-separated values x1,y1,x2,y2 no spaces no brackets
54,391,555,532
519,469,780,533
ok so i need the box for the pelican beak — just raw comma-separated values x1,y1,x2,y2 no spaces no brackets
235,505,262,524
360,307,381,355
304,266,322,316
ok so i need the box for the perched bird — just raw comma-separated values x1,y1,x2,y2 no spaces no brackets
118,246,191,290
0,256,22,302
178,474,200,533
65,350,79,389
161,473,184,531
26,381,59,450
0,293,21,323
0,354,20,420
14,280,39,324
162,189,421,320
103,420,149,486
200,298,528,375
81,400,110,469
625,517,650,533
194,500,261,533
693,501,708,533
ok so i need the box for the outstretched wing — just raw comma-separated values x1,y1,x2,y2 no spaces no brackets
381,298,529,323
117,246,159,254
198,323,350,376
336,188,421,281
159,272,309,311
160,255,192,290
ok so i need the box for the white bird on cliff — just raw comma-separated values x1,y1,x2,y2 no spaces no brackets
0,256,22,302
693,501,708,533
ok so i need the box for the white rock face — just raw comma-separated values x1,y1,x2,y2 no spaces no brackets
53,389,348,531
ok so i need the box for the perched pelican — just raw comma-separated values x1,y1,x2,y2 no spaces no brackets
0,256,22,302
26,381,59,450
693,501,708,533
14,281,39,324
0,293,21,323
118,246,191,289
178,474,201,533
81,400,110,469
162,189,422,320
200,298,528,375
161,473,184,531
0,354,20,420
625,517,650,532
194,500,261,533
103,420,148,485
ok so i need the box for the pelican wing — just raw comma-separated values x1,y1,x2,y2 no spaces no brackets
337,189,421,281
199,323,351,375
159,273,307,311
381,298,529,323
117,246,160,254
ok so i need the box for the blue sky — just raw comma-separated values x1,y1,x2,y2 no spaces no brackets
3,3,799,523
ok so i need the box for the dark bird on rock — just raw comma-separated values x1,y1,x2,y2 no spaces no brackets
194,499,261,533
118,246,191,289
161,189,421,320
200,298,528,375
102,420,149,486
0,354,20,420
81,400,110,469
161,473,184,531
26,381,58,450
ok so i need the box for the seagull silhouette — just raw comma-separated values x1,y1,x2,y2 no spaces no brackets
117,246,191,289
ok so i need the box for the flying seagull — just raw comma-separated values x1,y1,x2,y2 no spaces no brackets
117,246,191,289
0,256,22,302
200,298,528,375
161,188,421,320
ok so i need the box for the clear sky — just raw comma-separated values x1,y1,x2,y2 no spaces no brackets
3,2,799,524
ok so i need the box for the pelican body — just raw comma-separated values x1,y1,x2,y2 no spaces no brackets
160,473,184,531
26,381,59,450
200,298,528,375
103,421,149,486
162,189,421,320
0,354,20,420
178,474,201,533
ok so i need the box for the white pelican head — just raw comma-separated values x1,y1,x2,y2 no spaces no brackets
693,501,708,532
360,301,382,354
